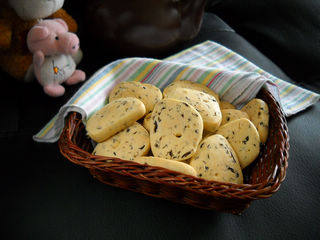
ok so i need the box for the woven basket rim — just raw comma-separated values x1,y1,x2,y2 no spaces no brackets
61,148,273,200
59,88,289,204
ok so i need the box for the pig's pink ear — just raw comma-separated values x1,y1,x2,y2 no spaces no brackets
54,18,69,31
27,26,50,43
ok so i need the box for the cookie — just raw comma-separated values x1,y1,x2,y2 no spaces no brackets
202,130,213,140
143,113,152,132
216,118,260,168
133,156,197,177
220,101,236,109
190,134,243,184
163,80,220,105
109,81,162,114
86,97,146,142
164,88,221,132
93,122,150,160
150,98,203,161
221,109,249,126
242,98,269,143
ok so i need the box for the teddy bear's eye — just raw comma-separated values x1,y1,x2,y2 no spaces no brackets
55,36,59,40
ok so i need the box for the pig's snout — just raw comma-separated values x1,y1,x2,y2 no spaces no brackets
58,32,80,54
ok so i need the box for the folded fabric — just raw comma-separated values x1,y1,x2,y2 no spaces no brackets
33,40,319,143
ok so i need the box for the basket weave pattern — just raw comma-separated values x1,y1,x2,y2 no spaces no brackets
59,88,289,214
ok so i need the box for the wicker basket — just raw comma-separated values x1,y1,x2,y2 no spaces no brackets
59,88,289,214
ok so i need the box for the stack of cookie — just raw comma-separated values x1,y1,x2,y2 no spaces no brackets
86,80,269,184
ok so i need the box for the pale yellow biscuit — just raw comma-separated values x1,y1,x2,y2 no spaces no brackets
93,122,150,160
221,109,249,126
190,134,243,184
164,88,222,132
163,80,220,105
143,113,152,132
220,101,236,109
86,97,146,142
242,98,269,143
133,156,197,177
150,98,203,161
109,81,162,114
216,118,260,168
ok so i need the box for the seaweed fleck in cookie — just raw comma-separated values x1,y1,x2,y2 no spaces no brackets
150,98,203,161
86,97,146,142
216,118,260,168
190,134,243,184
133,156,197,177
242,98,269,143
164,88,222,132
109,81,162,114
93,122,150,160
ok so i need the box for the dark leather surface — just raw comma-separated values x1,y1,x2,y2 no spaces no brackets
1,12,319,240
208,0,320,87
83,0,206,55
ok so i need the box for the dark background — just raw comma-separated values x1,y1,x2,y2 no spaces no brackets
1,0,320,239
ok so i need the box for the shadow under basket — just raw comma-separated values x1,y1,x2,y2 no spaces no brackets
59,88,289,215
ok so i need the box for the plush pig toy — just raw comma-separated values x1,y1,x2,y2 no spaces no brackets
0,0,79,81
27,19,85,97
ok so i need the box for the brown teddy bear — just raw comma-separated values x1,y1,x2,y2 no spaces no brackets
0,0,78,81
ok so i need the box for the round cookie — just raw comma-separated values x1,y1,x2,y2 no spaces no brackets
164,88,222,132
133,156,197,177
86,97,146,142
190,134,243,184
220,101,236,110
216,118,260,169
150,98,203,161
93,122,150,160
108,81,162,114
242,98,269,143
163,80,220,105
221,109,249,126
143,113,152,132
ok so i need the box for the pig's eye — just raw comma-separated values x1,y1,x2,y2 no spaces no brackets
55,36,59,40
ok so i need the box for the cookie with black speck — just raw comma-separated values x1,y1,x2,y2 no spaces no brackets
164,87,222,132
109,81,162,114
86,97,146,142
143,113,152,132
163,80,220,105
217,118,260,168
93,122,150,160
190,134,243,184
242,98,269,143
221,109,249,126
150,98,203,161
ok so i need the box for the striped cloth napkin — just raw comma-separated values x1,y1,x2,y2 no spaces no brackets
34,40,319,143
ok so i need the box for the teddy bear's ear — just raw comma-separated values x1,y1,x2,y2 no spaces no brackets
54,18,69,31
27,26,50,43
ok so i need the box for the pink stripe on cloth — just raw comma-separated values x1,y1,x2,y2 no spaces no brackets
208,72,223,87
141,62,161,83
